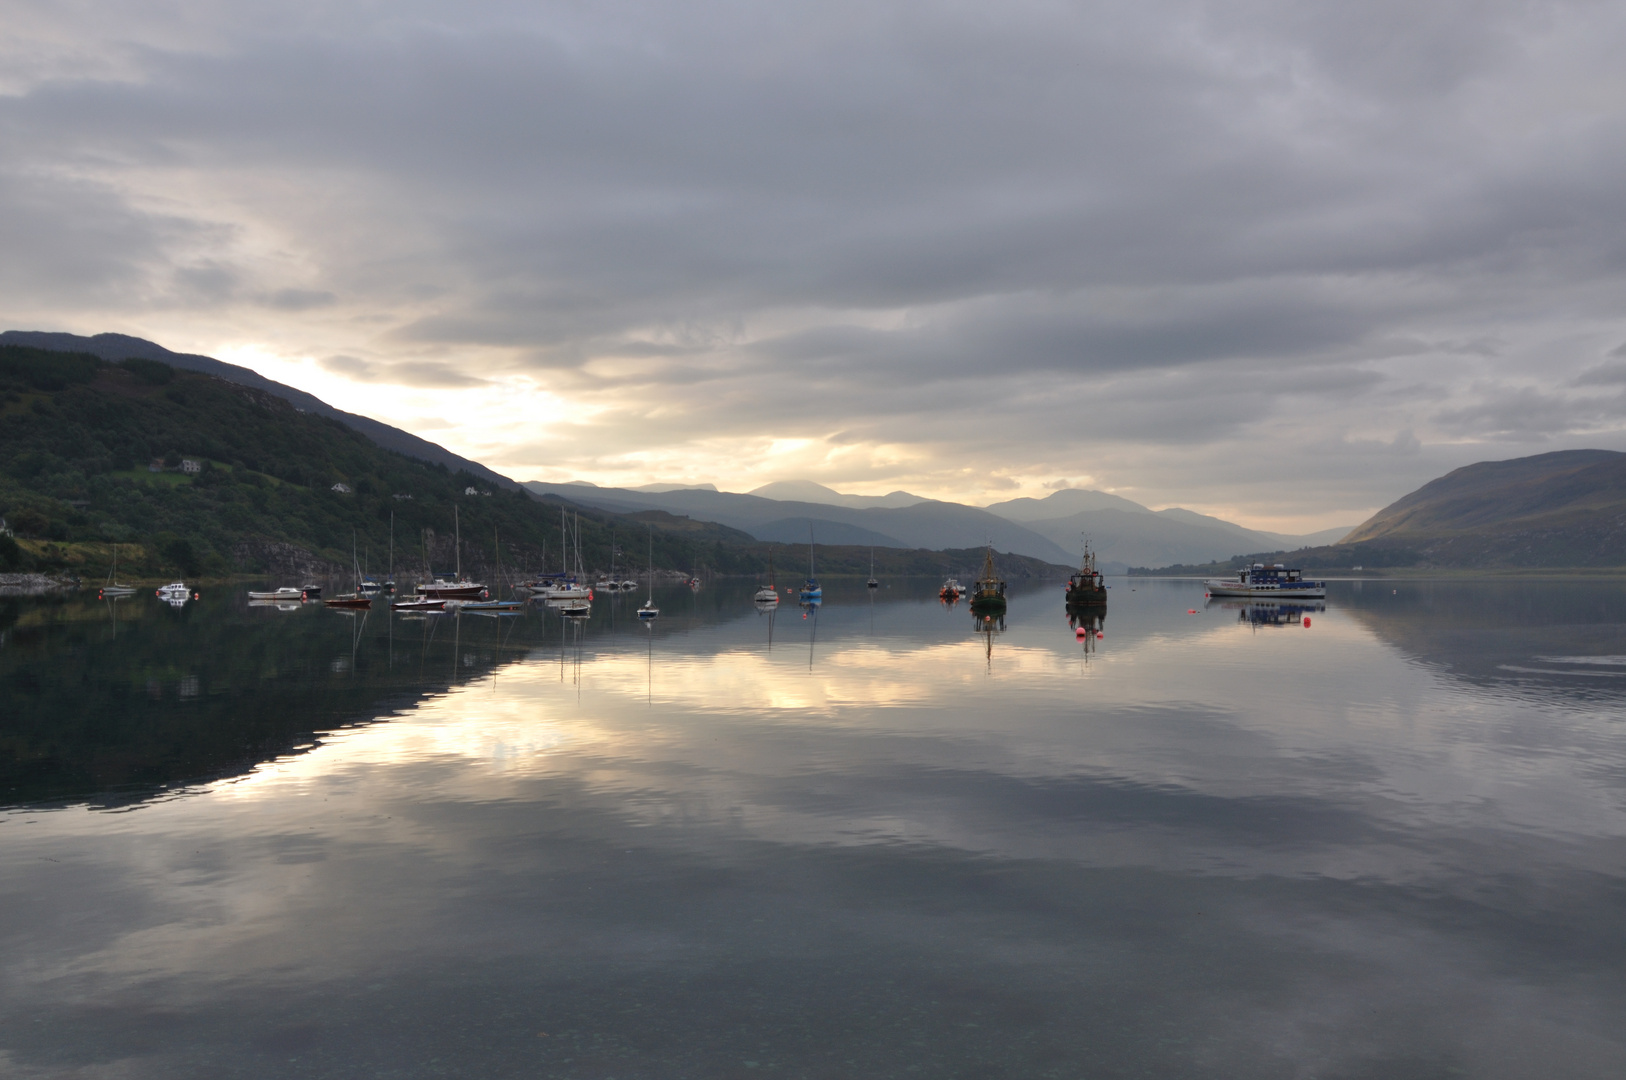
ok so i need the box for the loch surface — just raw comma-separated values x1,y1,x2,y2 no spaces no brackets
2,578,1624,1078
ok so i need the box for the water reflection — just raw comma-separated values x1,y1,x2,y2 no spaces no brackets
2,578,1626,1077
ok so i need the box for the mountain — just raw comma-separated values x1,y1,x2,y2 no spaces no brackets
747,480,928,509
0,331,518,492
522,482,1077,564
1342,450,1626,543
982,488,1353,568
1137,450,1626,572
984,489,1151,520
0,343,857,580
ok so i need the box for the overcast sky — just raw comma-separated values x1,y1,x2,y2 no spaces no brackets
4,0,1625,530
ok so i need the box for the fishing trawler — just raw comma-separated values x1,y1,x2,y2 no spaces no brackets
967,547,1007,614
1204,563,1326,599
1064,540,1107,608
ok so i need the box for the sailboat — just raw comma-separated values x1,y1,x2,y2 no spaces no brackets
798,525,822,603
417,506,486,599
638,525,660,620
867,547,879,589
325,530,374,608
540,510,591,599
100,544,137,598
754,547,780,605
462,527,524,611
967,545,1007,614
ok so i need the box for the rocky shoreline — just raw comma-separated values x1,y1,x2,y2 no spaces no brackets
0,572,82,597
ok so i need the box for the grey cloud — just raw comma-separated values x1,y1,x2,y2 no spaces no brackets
265,288,337,311
3,0,1626,520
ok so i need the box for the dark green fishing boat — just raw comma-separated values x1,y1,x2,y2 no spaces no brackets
968,547,1007,614
1064,539,1107,609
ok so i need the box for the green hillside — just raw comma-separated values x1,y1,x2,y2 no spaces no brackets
0,346,1066,582
1132,449,1626,574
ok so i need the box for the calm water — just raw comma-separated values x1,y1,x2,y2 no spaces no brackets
2,578,1625,1078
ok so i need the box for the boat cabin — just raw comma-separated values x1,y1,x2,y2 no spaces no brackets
1236,563,1306,585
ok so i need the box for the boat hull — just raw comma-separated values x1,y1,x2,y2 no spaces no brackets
418,584,486,599
324,597,372,609
1205,582,1326,599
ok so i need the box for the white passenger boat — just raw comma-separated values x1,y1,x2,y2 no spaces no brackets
156,582,193,604
1204,563,1326,599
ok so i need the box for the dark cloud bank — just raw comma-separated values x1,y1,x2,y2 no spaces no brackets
3,0,1625,523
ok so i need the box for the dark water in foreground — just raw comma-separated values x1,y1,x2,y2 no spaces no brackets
2,578,1625,1078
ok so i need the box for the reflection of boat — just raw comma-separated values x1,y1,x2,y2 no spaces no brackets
974,610,1005,668
1064,539,1106,608
156,582,193,605
324,595,372,609
798,527,821,603
1205,563,1326,599
248,600,303,611
968,547,1007,614
1068,609,1106,658
248,586,308,602
1214,600,1324,628
939,578,963,602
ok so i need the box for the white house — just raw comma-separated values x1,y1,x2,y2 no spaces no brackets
180,459,202,474
331,482,352,494
464,486,479,495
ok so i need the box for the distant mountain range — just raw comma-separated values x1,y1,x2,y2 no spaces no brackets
525,480,1354,570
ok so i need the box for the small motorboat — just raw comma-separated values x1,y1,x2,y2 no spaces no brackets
324,594,372,609
460,599,524,612
391,597,445,611
248,586,309,602
939,578,963,601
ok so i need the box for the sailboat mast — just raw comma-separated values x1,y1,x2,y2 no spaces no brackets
389,510,394,583
455,505,461,581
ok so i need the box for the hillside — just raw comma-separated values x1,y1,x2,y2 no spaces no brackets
0,345,1065,582
0,345,835,580
1133,450,1626,572
1342,450,1626,543
0,330,517,491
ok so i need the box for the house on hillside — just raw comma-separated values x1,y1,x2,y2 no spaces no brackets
464,486,479,495
331,482,352,494
180,459,202,474
148,459,165,472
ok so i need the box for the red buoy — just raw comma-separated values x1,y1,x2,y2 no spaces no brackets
1075,628,1086,639
1302,616,1311,628
1187,609,1197,614
1096,631,1104,640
